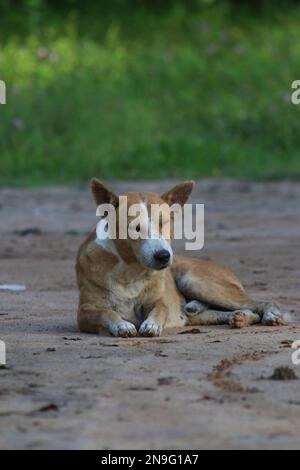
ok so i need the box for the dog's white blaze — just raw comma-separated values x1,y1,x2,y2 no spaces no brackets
140,203,173,266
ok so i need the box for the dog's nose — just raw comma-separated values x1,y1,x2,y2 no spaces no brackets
154,249,170,265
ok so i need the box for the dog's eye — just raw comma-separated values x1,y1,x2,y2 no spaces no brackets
136,224,141,232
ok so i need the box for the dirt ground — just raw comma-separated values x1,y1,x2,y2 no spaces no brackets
0,180,300,450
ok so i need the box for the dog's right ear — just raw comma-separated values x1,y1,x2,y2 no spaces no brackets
90,178,119,207
161,181,195,206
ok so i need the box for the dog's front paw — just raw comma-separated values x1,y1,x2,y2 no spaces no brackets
139,321,163,337
110,320,137,338
262,307,284,326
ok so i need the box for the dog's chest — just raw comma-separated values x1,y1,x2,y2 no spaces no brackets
107,268,150,319
108,277,147,303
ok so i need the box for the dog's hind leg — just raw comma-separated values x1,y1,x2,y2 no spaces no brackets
184,301,260,328
184,303,290,329
172,255,255,311
173,256,288,328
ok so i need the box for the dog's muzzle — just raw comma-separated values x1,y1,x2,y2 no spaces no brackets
140,239,173,270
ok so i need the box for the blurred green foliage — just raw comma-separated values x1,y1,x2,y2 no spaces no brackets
0,0,300,185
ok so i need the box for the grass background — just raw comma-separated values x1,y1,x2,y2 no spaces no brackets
0,0,300,185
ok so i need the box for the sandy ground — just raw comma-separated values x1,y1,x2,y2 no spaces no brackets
0,180,300,450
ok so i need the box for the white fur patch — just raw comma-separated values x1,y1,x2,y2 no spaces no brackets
108,320,137,337
262,307,284,326
139,320,163,337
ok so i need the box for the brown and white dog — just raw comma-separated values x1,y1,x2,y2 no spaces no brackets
76,179,286,337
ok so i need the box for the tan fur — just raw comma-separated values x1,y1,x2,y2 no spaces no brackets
76,180,285,337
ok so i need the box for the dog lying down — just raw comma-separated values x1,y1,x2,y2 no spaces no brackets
76,179,289,337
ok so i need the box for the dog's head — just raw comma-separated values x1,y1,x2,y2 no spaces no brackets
91,179,194,271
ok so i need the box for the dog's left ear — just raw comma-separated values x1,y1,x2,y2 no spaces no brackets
91,178,119,207
161,181,195,206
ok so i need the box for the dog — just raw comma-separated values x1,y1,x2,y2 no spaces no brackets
76,179,286,337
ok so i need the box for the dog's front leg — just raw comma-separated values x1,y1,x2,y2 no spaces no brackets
139,300,168,337
78,303,137,337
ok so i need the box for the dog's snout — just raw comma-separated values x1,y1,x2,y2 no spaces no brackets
154,249,170,265
140,240,173,270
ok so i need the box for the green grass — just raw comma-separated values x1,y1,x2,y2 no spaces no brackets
1,2,300,185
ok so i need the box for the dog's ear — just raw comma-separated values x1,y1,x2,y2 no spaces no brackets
161,181,195,206
90,178,119,207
